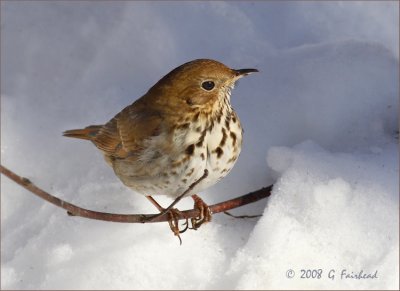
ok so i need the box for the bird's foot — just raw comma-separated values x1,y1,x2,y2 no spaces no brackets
145,196,189,244
190,194,212,230
166,208,189,245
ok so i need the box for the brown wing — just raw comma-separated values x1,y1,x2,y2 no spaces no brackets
93,101,163,159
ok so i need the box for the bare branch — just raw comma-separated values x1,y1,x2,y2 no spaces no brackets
0,164,272,223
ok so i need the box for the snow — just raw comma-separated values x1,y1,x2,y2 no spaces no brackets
1,1,398,290
229,141,398,289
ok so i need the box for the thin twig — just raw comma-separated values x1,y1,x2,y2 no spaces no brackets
223,211,262,219
0,164,272,223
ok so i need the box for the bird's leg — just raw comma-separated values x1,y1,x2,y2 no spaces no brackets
145,196,189,243
149,169,209,221
145,196,164,212
144,170,210,239
190,194,212,230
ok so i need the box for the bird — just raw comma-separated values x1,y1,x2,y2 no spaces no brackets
63,59,258,238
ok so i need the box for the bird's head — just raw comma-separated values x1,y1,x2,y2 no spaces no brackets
147,59,258,111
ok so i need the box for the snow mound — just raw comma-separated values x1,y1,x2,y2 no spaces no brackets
227,141,398,289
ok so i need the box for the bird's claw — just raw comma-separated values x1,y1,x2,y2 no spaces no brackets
150,195,212,244
166,208,189,244
190,195,212,230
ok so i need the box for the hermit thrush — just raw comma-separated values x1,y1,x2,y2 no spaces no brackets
64,59,258,237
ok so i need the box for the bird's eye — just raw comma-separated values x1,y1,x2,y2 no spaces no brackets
201,81,215,91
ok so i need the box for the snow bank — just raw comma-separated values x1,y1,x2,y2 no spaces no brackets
227,141,398,289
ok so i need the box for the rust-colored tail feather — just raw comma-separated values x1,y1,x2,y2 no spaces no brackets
63,125,102,140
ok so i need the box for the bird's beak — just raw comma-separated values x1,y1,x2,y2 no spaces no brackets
234,68,259,78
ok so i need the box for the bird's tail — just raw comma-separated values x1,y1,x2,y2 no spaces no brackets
63,125,102,140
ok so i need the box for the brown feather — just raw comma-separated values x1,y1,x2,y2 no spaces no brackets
66,100,165,160
116,104,163,152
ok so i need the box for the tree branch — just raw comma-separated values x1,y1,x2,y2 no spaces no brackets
0,164,272,223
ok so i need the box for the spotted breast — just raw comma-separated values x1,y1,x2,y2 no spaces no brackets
113,90,243,199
